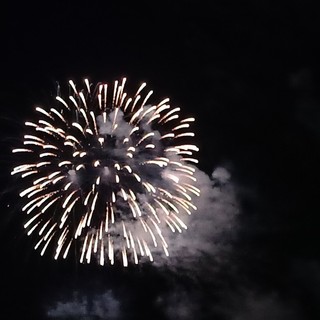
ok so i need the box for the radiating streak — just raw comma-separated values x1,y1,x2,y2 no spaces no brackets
56,96,70,110
66,134,81,145
122,222,130,248
12,164,35,175
154,199,170,216
28,187,45,198
80,234,89,263
36,161,51,167
112,107,120,130
160,133,175,139
172,123,190,131
138,105,156,122
12,148,33,153
64,182,72,191
140,90,153,109
24,212,41,229
26,196,48,214
43,144,59,150
98,93,102,109
79,91,87,110
24,141,44,147
100,240,104,266
144,221,157,247
122,247,128,267
69,96,79,110
171,212,188,230
123,97,133,112
159,107,180,123
184,183,201,194
130,107,144,124
21,170,37,177
80,108,89,125
39,152,57,158
34,238,43,250
105,206,109,232
166,173,180,183
133,173,141,182
20,185,39,198
177,150,192,156
161,199,179,213
135,82,146,97
167,215,182,233
22,196,44,212
175,188,192,201
25,121,38,127
131,95,141,112
58,161,72,167
27,221,40,235
40,233,55,256
91,192,98,212
36,107,54,120
148,216,168,248
110,205,115,224
44,222,57,241
165,218,176,232
112,80,118,106
175,132,195,138
143,240,153,262
172,198,192,215
145,160,167,167
137,132,154,146
181,157,199,164
146,113,160,124
176,144,199,152
63,240,72,259
154,104,170,118
108,235,114,264
72,122,85,135
84,78,90,93
55,229,69,260
39,219,51,236
24,135,45,143
178,173,197,182
69,80,78,95
103,83,108,109
124,165,132,173
181,117,195,123
41,197,60,213
163,244,169,256
145,202,161,223
90,111,98,135
164,114,179,123
86,235,94,263
62,190,77,208
94,231,99,253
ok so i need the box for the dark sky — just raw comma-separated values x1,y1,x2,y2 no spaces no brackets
1,1,320,319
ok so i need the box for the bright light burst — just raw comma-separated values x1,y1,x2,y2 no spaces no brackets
11,78,200,266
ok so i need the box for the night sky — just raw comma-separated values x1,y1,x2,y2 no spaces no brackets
1,1,320,319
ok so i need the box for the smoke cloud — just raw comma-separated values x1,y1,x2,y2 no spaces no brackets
153,165,239,271
47,290,120,319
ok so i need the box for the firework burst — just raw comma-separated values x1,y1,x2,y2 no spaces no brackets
11,78,200,266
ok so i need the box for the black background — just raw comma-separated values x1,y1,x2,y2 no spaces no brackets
1,1,320,319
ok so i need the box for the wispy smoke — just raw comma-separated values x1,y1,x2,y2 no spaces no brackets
47,290,120,319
